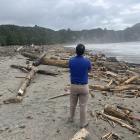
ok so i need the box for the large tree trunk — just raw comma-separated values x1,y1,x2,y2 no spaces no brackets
21,52,69,68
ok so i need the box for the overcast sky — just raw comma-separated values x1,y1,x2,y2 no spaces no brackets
0,0,140,30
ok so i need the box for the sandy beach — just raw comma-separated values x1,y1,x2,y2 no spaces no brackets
0,45,139,140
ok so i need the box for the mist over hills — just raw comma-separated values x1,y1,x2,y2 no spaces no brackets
0,23,140,46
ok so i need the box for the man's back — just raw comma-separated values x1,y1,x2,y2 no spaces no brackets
69,55,91,84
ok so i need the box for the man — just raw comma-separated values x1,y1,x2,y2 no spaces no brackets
69,43,91,128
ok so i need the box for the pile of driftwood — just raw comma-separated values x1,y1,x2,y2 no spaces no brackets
91,104,140,139
3,52,59,104
20,49,140,99
88,53,140,98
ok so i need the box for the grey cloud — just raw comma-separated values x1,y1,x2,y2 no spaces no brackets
0,0,140,30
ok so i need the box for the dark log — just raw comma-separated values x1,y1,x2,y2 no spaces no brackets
21,52,39,60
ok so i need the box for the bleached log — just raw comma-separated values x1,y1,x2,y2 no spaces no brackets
105,71,118,77
71,128,89,140
122,75,139,85
104,105,133,124
18,66,37,96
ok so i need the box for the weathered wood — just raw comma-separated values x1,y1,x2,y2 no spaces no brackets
18,66,37,96
98,112,138,133
11,64,59,76
21,52,68,68
122,75,139,85
107,79,113,86
3,96,23,104
117,105,133,113
11,65,29,73
105,71,118,78
37,70,59,76
89,85,110,91
42,58,68,68
48,93,70,100
21,52,39,60
111,84,140,91
71,128,89,140
104,105,133,125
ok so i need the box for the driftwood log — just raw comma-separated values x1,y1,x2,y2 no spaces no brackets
111,84,140,91
122,75,139,85
11,65,59,76
18,52,47,96
98,112,138,133
89,85,110,91
104,105,133,125
18,66,37,96
42,58,68,68
21,52,68,68
21,52,39,60
71,128,89,140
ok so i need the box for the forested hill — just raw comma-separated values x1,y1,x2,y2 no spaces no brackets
0,23,140,46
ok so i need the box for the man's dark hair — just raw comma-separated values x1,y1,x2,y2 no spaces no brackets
76,44,85,56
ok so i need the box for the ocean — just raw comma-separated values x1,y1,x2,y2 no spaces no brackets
66,42,140,64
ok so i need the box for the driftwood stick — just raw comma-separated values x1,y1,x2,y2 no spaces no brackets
48,93,70,100
71,128,89,140
98,112,138,133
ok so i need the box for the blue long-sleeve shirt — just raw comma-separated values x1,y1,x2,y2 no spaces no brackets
69,56,91,84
